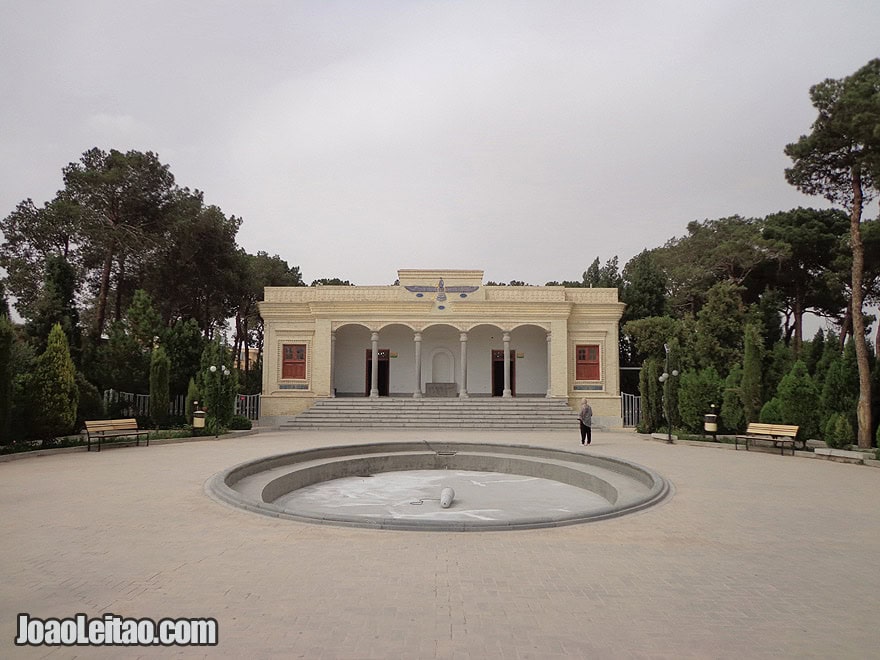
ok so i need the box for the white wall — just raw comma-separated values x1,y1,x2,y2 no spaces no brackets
333,322,548,397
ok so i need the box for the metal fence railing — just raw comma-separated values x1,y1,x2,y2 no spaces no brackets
235,394,261,421
102,390,260,421
621,392,641,428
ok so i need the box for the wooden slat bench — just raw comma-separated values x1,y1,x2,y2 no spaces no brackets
735,423,800,456
84,419,149,452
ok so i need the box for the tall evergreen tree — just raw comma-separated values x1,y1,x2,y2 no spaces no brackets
740,323,764,423
25,254,81,363
721,365,745,434
692,282,747,377
198,338,238,432
150,346,171,428
776,360,821,440
32,324,78,441
0,316,14,442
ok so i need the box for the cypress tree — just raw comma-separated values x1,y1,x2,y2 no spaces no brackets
777,360,820,440
185,378,201,425
639,358,663,433
32,323,78,442
740,323,764,423
150,346,171,428
198,338,238,432
0,316,13,442
721,365,745,434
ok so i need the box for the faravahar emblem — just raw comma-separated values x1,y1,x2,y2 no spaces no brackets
405,279,479,308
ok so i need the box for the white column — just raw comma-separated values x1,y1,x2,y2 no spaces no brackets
546,331,552,398
502,332,512,398
330,331,337,397
370,331,379,399
459,332,469,398
413,332,422,398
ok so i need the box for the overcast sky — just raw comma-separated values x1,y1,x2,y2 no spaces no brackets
2,1,879,287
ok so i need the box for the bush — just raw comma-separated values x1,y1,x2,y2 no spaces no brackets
776,360,820,440
824,413,854,449
759,398,784,424
230,415,252,430
720,365,745,433
677,367,724,432
75,372,104,429
32,324,78,441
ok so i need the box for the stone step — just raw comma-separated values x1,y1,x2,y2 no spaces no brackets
281,397,581,430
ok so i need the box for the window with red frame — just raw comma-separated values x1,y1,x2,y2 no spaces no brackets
282,344,307,379
576,344,600,380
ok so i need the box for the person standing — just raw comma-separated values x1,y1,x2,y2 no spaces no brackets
578,398,593,445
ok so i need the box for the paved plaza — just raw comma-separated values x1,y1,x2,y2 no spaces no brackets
2,428,879,659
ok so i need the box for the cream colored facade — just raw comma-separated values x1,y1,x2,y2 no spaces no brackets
259,269,625,426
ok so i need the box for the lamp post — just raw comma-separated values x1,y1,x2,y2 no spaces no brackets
658,343,679,444
206,364,231,436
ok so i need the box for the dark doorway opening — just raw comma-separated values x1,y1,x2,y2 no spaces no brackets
366,349,390,396
491,349,516,397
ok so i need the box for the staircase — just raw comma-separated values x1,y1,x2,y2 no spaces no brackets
279,397,581,430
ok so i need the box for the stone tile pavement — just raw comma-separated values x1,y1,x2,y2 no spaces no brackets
1,429,879,659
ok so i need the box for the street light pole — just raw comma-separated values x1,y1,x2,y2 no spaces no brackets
658,343,679,444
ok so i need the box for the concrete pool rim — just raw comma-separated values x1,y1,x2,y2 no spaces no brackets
205,441,671,531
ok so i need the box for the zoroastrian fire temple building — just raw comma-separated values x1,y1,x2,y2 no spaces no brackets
259,269,625,427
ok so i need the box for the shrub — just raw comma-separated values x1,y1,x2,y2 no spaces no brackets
776,360,820,440
677,367,724,432
759,398,784,424
230,415,252,430
720,365,745,433
75,372,104,429
824,413,854,449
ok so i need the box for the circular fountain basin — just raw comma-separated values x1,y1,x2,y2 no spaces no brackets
205,442,670,531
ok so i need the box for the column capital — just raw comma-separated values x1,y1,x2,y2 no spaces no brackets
459,332,468,343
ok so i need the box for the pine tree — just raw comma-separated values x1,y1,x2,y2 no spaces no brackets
32,323,78,442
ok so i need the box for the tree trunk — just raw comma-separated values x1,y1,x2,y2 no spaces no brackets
849,168,873,449
792,291,803,357
94,251,113,337
839,305,852,349
114,255,126,323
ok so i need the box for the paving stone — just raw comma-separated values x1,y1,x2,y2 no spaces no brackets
1,429,878,658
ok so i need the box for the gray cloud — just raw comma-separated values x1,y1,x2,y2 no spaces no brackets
2,0,879,286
